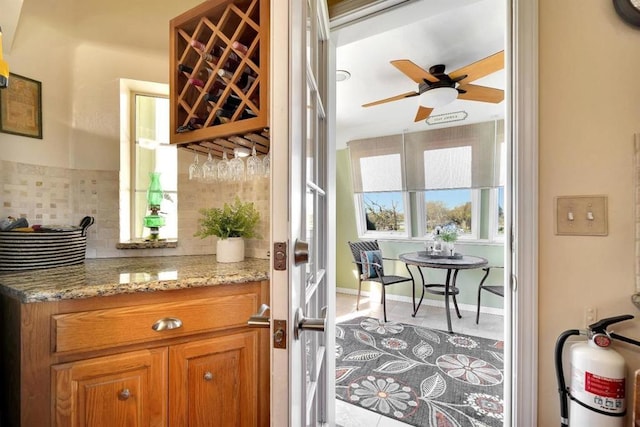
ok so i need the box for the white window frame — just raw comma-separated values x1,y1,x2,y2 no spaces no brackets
355,192,410,239
488,186,505,242
417,188,480,241
130,91,178,240
119,79,177,243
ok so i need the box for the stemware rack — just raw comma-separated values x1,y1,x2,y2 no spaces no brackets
169,0,269,157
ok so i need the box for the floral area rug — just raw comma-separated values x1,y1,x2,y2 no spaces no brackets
335,317,504,427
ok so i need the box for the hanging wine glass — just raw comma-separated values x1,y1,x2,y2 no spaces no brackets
217,149,230,181
202,150,218,182
230,148,246,182
262,150,270,178
188,150,203,181
246,144,263,180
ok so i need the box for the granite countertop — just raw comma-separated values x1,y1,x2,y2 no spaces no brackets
0,255,270,303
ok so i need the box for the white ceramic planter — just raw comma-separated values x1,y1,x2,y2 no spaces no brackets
216,237,245,263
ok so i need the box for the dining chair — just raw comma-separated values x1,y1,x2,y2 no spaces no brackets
476,265,505,324
347,240,413,322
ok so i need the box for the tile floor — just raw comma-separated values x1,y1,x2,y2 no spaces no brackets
334,291,504,427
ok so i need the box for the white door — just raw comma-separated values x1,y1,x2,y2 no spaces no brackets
270,1,335,426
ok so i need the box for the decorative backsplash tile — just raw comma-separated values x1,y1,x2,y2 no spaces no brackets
0,160,270,260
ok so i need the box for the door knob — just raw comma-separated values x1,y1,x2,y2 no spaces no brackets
247,303,270,328
294,239,309,265
294,307,326,339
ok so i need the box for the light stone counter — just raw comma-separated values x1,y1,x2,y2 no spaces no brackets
0,255,270,303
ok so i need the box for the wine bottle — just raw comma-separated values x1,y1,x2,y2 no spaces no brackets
176,117,202,133
232,41,249,57
188,78,205,88
217,69,233,84
241,108,257,120
0,27,9,89
215,108,235,124
237,73,256,93
198,66,214,79
190,39,207,51
204,93,220,103
217,68,255,93
190,39,220,64
203,80,224,103
178,63,193,74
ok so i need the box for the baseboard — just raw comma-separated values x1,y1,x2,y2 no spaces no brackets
336,286,505,317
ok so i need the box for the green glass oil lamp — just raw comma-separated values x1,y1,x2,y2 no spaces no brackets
143,172,166,240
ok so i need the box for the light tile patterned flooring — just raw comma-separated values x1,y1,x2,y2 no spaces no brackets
334,291,504,427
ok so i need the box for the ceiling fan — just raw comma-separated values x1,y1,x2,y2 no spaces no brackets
362,51,505,122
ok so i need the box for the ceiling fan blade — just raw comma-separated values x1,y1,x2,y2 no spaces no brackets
362,91,419,108
449,51,504,83
414,106,434,122
457,84,504,103
391,60,439,84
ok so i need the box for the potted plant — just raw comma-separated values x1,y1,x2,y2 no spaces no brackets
432,224,459,255
195,196,261,262
438,224,460,255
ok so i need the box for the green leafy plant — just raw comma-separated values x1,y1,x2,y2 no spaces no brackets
195,197,261,239
437,224,459,242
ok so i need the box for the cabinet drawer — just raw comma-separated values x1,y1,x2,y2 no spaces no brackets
52,293,258,353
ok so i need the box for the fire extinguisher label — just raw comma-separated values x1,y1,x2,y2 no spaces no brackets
585,372,625,399
572,369,625,413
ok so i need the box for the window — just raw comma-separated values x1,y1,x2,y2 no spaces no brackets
349,134,409,237
349,120,504,241
423,188,477,238
119,80,178,243
356,191,407,236
132,93,177,240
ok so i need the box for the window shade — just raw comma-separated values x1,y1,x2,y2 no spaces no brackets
405,120,503,190
348,134,405,193
347,120,504,194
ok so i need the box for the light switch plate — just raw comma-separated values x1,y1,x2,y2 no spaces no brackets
555,195,608,236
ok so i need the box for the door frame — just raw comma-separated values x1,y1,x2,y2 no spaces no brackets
509,0,539,425
325,0,539,425
269,0,540,424
269,0,336,425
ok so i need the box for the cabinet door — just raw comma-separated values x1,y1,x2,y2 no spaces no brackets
52,348,167,427
169,331,258,427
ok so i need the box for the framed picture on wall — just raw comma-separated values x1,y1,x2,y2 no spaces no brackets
0,73,42,139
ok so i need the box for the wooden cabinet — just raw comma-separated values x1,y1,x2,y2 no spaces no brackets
52,348,167,427
169,0,270,158
169,332,258,426
0,281,269,427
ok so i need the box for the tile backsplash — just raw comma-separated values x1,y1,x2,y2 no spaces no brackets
0,160,270,259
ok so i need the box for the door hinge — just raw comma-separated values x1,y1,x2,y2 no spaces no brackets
274,242,287,270
273,319,287,349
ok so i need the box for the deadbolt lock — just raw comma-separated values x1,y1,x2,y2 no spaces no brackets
273,319,287,349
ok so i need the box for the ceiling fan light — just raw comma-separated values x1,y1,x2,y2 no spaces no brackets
420,87,458,108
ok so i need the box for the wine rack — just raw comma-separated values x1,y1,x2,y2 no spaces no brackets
169,0,269,157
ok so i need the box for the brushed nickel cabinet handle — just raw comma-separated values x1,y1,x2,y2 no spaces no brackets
118,388,131,400
152,317,183,331
203,371,213,381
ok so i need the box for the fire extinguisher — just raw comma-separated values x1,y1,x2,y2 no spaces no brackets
555,314,640,426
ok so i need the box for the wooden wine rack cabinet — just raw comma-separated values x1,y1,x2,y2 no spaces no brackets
169,0,269,158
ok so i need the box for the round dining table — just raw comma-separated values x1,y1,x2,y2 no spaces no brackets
399,251,488,333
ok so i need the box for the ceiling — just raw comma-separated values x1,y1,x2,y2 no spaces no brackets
332,0,506,147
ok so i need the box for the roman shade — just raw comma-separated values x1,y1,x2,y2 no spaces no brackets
348,120,504,194
348,134,405,193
